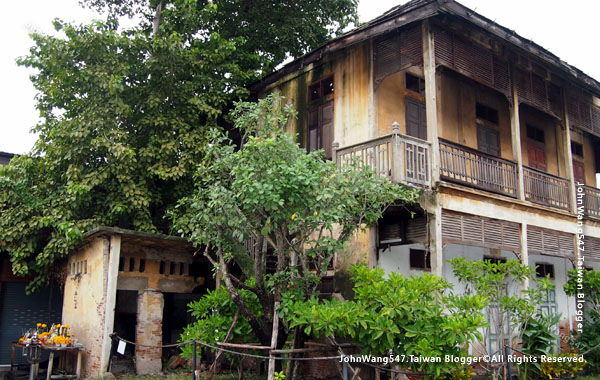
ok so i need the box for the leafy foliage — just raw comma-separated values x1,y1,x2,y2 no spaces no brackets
565,269,600,374
172,94,418,348
450,258,557,378
281,264,488,377
518,313,560,379
1,0,359,291
180,283,260,359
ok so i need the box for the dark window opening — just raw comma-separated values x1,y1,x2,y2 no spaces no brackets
571,141,584,158
308,75,334,103
378,212,405,246
180,263,185,276
536,263,555,279
119,257,125,272
159,260,166,274
84,260,87,274
139,259,146,273
527,125,545,143
409,249,431,270
405,73,425,96
129,258,135,272
170,262,176,275
483,256,507,265
322,76,334,96
308,82,321,103
476,103,499,125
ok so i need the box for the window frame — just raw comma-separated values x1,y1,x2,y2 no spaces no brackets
409,248,431,271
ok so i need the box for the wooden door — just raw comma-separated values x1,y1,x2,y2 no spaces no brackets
405,97,427,140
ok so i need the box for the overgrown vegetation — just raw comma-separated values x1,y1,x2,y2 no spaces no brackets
565,269,600,375
450,257,557,379
282,264,488,378
173,94,418,378
0,0,359,292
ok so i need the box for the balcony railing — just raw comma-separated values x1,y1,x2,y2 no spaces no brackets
583,185,600,219
523,166,570,210
439,139,518,197
335,129,431,188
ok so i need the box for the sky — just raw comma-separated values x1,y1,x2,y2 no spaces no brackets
1,0,599,155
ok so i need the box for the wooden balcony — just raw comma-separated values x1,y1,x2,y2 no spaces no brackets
335,129,431,188
523,166,570,210
583,185,600,219
439,139,518,197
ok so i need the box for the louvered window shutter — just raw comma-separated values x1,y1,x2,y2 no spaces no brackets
374,26,423,88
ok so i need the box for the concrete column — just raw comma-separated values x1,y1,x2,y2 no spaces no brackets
136,289,164,375
562,91,577,213
520,222,529,290
100,234,121,375
509,65,526,201
422,20,440,185
429,207,444,277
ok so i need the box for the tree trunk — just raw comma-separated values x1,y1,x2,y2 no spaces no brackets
267,301,280,380
152,1,163,35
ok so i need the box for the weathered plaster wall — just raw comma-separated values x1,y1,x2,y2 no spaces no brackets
437,69,513,160
333,42,370,147
62,237,108,377
375,67,425,136
117,242,197,293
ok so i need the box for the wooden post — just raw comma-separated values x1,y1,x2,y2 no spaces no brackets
562,91,577,213
391,122,402,182
509,65,525,201
422,20,440,185
332,141,340,165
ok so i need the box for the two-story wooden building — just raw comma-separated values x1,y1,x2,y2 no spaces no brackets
251,0,600,355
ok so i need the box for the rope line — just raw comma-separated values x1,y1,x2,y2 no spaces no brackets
110,334,341,361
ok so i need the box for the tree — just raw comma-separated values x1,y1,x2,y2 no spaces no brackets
0,0,358,291
170,94,418,371
449,258,556,380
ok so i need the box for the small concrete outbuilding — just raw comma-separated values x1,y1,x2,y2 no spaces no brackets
62,227,212,378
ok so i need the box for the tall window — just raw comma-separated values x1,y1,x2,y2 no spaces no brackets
527,125,547,171
476,103,500,156
307,76,334,159
571,141,585,183
405,97,427,140
405,73,427,140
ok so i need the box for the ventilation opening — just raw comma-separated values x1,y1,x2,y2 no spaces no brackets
535,263,555,279
159,261,166,274
139,259,146,273
409,249,431,270
129,258,135,272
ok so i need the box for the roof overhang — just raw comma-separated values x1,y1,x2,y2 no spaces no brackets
250,0,600,96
